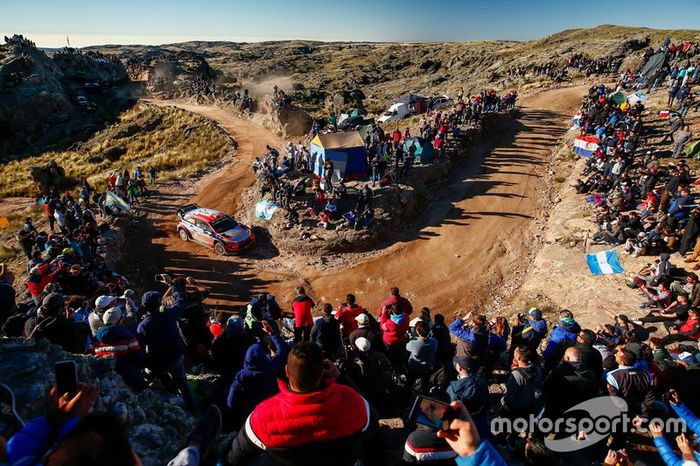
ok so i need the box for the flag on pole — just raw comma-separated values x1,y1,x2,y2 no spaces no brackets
586,250,624,275
573,136,599,157
105,191,131,212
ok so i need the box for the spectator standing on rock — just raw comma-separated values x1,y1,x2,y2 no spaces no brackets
291,286,314,343
137,280,196,411
672,125,693,158
94,307,147,391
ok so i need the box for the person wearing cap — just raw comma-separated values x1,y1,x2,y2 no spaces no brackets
349,312,378,347
94,307,146,390
447,356,490,440
137,279,195,410
89,295,116,336
24,292,88,354
510,308,547,354
346,336,391,409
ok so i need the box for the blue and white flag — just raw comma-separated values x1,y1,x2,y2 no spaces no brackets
255,200,278,221
586,250,624,275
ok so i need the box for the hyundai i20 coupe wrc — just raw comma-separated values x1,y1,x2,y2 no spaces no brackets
176,204,255,255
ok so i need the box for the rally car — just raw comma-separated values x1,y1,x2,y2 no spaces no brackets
176,204,254,255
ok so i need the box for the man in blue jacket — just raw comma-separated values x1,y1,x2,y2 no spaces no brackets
137,279,195,411
542,309,581,373
447,356,490,440
227,322,287,427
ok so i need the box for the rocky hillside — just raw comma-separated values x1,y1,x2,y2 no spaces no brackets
89,25,699,115
0,104,233,197
0,38,132,160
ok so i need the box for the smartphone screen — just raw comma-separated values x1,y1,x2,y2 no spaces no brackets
409,395,457,431
55,360,77,396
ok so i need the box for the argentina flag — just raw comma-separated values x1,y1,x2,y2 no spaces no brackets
586,250,624,275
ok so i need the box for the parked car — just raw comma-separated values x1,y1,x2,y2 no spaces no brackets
377,102,413,123
177,204,255,255
429,95,453,111
337,115,373,131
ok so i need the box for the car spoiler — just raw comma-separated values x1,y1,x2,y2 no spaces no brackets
177,203,200,218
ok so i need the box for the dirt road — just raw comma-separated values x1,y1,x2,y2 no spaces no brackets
130,88,586,315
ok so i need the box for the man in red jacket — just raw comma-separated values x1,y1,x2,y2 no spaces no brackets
378,287,413,316
291,287,314,342
225,342,375,466
335,293,366,337
660,308,700,345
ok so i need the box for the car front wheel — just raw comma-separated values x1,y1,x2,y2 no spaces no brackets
214,242,226,255
178,229,189,241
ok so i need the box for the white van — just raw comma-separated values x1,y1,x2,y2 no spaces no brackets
378,102,411,123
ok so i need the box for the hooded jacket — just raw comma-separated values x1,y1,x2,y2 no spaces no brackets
226,378,372,466
380,311,409,346
542,319,581,362
542,360,598,418
136,286,187,368
227,341,281,421
502,364,542,413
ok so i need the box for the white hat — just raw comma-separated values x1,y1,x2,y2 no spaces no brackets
355,314,369,325
102,307,123,325
355,337,371,353
95,295,115,309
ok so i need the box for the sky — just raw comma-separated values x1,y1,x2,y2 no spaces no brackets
2,0,700,48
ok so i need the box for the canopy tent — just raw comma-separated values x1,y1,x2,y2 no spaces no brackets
610,92,626,105
639,52,667,79
310,131,367,180
403,136,436,164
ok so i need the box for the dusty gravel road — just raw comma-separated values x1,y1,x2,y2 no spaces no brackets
128,88,586,315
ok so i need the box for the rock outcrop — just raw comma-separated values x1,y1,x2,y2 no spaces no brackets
0,338,195,466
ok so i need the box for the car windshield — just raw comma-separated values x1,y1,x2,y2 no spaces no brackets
383,111,394,116
210,216,238,233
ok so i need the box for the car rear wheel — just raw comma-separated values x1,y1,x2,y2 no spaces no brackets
178,229,189,241
214,242,226,255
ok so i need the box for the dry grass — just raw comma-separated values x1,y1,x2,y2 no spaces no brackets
0,105,232,197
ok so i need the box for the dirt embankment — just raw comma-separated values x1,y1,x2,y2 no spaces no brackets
120,86,588,317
